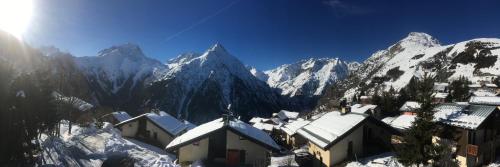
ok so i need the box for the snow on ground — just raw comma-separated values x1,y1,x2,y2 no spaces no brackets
268,154,299,167
38,121,178,167
345,152,404,167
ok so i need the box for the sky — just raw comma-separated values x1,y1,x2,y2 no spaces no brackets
23,0,500,70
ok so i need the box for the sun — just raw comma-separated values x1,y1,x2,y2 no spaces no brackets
0,0,33,39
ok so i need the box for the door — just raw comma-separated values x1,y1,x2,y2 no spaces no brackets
348,141,354,160
227,149,240,167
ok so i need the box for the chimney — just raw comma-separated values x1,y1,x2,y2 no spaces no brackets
341,105,351,115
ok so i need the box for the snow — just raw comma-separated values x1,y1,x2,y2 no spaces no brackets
252,122,275,132
399,101,421,112
52,92,94,112
264,58,349,97
469,96,500,106
166,118,280,151
276,110,300,121
385,115,416,131
297,112,368,148
433,92,449,99
268,154,299,167
111,111,132,122
485,83,498,88
433,82,449,92
280,119,310,136
146,112,188,136
345,152,403,167
249,117,270,124
39,121,178,167
351,104,378,114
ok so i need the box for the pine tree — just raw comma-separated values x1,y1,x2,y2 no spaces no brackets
396,74,443,166
449,76,470,101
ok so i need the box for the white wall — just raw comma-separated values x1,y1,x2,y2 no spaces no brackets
226,130,269,165
329,125,364,165
179,138,210,163
120,121,138,137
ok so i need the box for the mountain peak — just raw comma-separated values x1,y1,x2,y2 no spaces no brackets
400,32,440,47
97,43,145,58
208,43,228,53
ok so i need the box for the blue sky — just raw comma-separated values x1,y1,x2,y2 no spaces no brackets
25,0,500,70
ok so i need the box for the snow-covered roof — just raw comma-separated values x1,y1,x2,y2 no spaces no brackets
381,117,396,125
469,84,482,88
166,118,280,151
485,83,498,88
111,111,132,122
276,110,299,121
183,120,196,130
297,112,368,149
432,92,449,99
252,122,274,132
360,96,370,100
433,82,449,91
472,89,497,97
116,112,188,136
249,117,270,124
399,101,421,112
385,115,416,131
434,103,497,129
280,119,311,136
351,104,378,114
469,96,500,106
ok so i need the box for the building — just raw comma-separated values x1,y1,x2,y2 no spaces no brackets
382,114,416,132
274,110,300,122
115,111,189,147
296,112,397,166
432,92,449,104
351,104,381,119
433,103,500,167
100,111,132,124
165,117,280,166
280,119,310,149
399,101,421,115
434,82,450,93
359,96,372,105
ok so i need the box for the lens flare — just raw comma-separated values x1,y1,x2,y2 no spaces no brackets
0,0,33,39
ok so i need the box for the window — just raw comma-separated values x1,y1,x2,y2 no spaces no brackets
468,131,476,145
153,132,157,140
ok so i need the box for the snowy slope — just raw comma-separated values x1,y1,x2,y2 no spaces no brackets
318,32,500,110
262,58,350,97
76,43,166,95
148,44,280,123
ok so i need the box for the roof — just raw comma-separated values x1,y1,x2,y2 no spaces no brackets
280,119,311,136
385,115,416,131
276,110,300,121
434,103,498,130
351,104,378,114
399,101,421,112
433,92,449,99
252,122,274,132
111,111,132,122
469,84,482,88
166,118,280,151
297,112,368,149
472,89,497,97
249,117,270,124
360,96,370,100
433,82,449,91
485,83,498,88
183,120,196,130
469,96,500,106
116,112,188,136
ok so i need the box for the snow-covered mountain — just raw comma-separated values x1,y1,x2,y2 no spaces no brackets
317,32,500,111
147,44,280,123
262,58,350,97
74,43,166,110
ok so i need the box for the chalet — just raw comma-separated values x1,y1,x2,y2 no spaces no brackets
469,84,482,92
469,96,500,106
274,110,300,122
382,114,416,132
484,84,498,94
433,103,500,167
472,89,497,97
434,82,450,93
100,111,132,125
279,119,310,149
115,111,189,147
165,117,280,166
296,112,397,166
432,92,449,104
399,101,421,115
351,104,381,119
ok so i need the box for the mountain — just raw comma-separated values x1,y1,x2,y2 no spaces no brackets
147,44,280,123
74,43,166,111
317,32,500,111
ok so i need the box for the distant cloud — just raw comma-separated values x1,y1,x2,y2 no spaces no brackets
322,0,372,16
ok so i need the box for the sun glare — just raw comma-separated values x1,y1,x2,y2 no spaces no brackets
0,0,33,39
